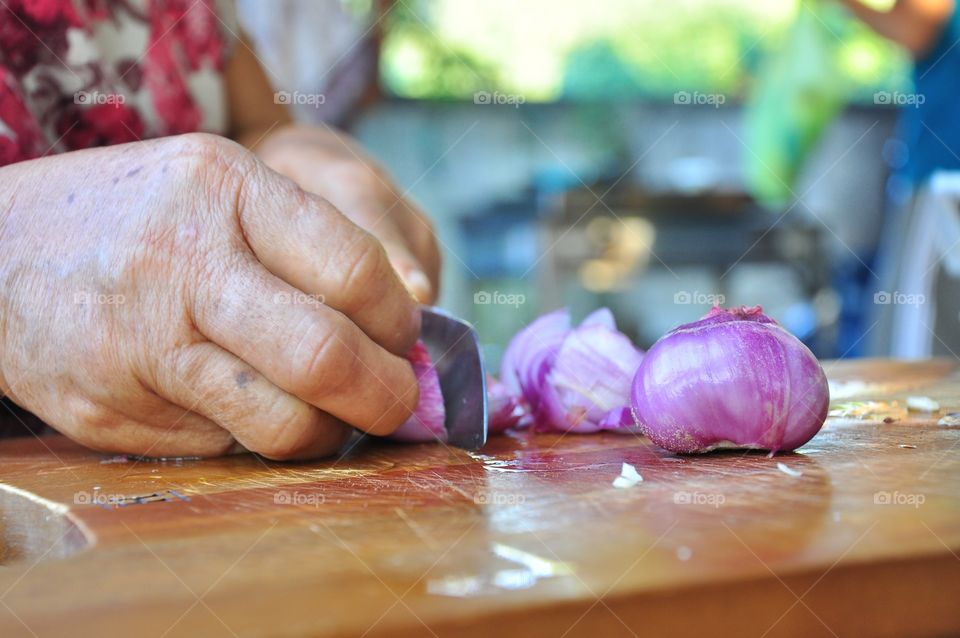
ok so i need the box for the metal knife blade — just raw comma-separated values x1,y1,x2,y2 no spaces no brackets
419,307,488,449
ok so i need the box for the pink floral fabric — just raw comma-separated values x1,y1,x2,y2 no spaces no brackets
0,0,236,167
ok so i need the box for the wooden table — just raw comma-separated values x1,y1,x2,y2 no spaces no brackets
0,359,958,637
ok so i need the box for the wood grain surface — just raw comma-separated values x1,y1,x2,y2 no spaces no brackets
0,358,958,637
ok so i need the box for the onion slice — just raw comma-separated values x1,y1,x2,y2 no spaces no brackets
500,308,644,434
487,376,527,433
390,341,448,443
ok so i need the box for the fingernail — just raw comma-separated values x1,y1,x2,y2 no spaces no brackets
404,270,432,302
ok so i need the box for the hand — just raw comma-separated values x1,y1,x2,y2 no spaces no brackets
0,133,421,459
253,125,442,303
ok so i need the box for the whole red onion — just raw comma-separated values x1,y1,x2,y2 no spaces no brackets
630,306,829,453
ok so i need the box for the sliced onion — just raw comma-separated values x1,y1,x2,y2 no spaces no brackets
390,340,448,443
500,308,643,434
597,406,637,431
630,306,829,453
487,375,527,433
499,309,570,420
539,320,644,432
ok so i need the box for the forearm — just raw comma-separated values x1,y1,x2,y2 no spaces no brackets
839,0,953,56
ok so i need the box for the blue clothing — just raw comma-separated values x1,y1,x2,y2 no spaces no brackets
898,7,960,184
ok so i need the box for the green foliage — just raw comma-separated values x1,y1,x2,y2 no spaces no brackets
380,0,910,103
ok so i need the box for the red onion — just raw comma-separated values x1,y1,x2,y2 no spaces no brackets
630,306,829,453
501,308,644,433
390,341,448,442
499,308,571,421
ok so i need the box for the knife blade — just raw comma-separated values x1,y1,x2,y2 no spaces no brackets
419,307,488,449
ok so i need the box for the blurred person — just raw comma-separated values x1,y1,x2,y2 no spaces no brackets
840,0,960,356
0,0,440,458
237,0,381,127
840,0,959,186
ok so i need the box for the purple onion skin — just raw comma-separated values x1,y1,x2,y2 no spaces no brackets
630,306,829,454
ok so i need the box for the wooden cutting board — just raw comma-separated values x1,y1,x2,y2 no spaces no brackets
0,358,958,637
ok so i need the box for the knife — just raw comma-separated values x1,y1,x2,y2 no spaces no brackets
419,307,488,449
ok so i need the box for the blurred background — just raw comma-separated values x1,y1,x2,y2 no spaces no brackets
238,0,960,369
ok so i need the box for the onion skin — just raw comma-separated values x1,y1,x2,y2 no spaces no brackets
390,341,448,443
630,306,829,453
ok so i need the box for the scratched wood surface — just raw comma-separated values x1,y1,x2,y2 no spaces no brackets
0,358,958,638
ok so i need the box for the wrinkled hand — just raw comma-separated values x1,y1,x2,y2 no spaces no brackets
254,126,441,303
0,134,421,459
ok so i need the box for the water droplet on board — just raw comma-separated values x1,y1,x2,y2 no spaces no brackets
938,413,960,427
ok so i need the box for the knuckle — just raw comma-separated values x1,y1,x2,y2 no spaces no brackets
161,133,253,213
256,411,316,460
192,430,237,458
70,398,119,433
339,234,392,309
165,132,241,163
188,251,250,332
291,319,361,400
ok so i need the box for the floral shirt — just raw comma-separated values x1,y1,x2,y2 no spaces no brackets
0,0,237,167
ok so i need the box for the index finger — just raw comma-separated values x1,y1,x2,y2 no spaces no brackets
236,167,421,355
